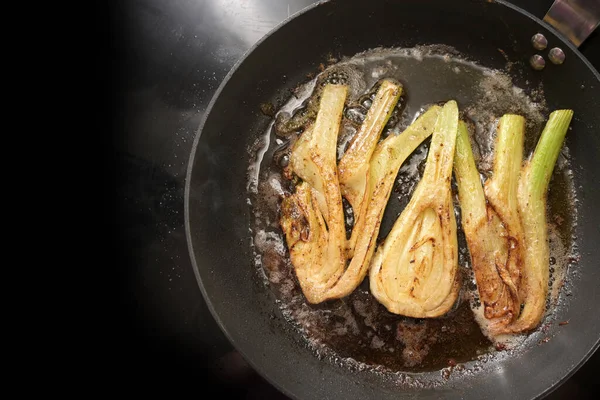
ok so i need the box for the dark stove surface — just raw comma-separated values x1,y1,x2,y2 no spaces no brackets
111,0,599,397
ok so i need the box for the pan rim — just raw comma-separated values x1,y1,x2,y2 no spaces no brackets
184,1,599,399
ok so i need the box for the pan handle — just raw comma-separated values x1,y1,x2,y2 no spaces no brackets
543,0,600,47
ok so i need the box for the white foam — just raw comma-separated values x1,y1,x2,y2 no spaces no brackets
468,295,527,350
254,229,286,256
246,78,317,194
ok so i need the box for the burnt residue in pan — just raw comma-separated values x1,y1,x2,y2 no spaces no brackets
247,45,579,376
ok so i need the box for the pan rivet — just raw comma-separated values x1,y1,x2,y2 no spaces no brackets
529,54,545,70
531,33,548,50
548,47,566,64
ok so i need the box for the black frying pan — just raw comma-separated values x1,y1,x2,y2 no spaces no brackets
185,0,600,398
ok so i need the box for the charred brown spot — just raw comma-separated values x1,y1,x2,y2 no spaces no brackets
260,102,276,117
300,223,310,241
410,236,435,252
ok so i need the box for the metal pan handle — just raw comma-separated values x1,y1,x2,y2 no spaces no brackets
543,0,600,47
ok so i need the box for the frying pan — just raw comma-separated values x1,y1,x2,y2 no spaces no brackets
184,0,600,398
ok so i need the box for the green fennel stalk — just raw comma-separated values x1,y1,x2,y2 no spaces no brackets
508,109,574,332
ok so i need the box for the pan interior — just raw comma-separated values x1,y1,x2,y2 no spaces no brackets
247,45,578,376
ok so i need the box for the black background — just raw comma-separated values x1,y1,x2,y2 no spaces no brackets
107,0,599,397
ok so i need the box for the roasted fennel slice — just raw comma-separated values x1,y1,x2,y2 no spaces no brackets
324,104,441,300
280,83,348,303
338,79,402,257
370,100,460,318
454,116,525,334
506,109,574,333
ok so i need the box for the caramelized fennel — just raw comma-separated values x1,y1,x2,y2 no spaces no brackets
369,100,460,318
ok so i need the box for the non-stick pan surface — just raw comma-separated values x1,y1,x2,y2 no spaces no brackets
185,0,600,398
